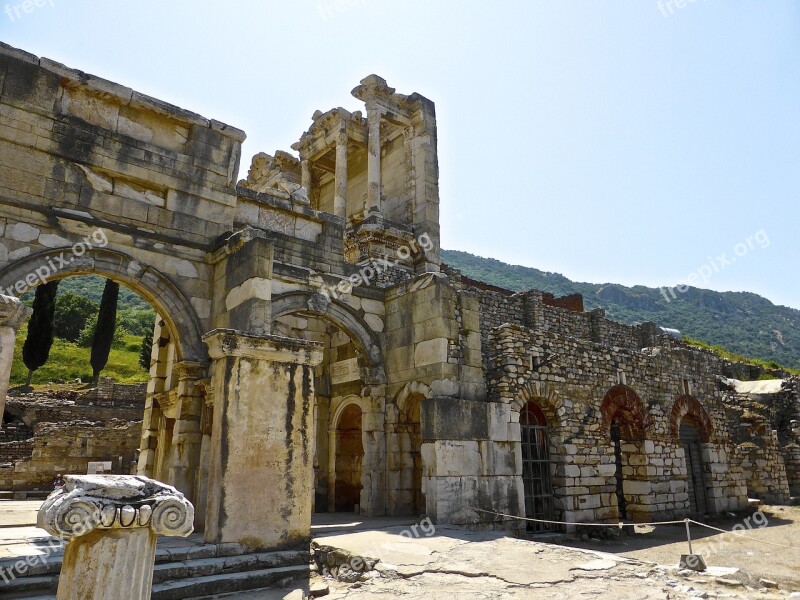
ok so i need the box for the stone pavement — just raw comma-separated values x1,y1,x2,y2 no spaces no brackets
3,501,798,599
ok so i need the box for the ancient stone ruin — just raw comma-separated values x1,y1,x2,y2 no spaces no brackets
0,41,796,558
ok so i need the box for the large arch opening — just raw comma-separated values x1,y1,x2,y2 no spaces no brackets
0,248,208,506
679,415,709,515
514,382,565,527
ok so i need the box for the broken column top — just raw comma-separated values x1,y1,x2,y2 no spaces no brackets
37,474,194,540
351,74,397,101
0,295,32,329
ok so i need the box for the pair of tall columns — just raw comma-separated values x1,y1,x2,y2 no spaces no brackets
300,111,381,218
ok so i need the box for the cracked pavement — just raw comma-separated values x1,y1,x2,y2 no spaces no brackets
311,524,799,599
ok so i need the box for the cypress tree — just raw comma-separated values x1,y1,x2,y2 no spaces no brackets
90,279,119,384
22,280,60,386
139,330,153,371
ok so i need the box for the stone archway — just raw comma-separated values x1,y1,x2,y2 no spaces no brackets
0,248,209,508
670,395,713,442
270,291,383,376
271,292,388,516
512,383,563,529
0,247,206,363
670,395,713,515
332,401,364,512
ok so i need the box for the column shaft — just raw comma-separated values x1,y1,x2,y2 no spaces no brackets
366,109,382,212
334,130,348,218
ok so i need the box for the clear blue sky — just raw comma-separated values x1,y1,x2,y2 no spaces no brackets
2,1,798,308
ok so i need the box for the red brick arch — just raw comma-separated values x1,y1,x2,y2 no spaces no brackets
601,385,649,441
670,395,713,443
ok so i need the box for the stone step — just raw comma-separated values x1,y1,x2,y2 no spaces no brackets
152,564,309,600
152,551,309,584
0,575,57,599
0,549,310,599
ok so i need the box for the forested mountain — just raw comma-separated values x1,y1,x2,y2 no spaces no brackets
442,250,800,370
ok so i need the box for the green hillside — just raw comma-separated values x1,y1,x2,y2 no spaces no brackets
442,249,800,370
12,276,155,386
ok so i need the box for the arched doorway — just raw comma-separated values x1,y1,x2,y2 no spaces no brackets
669,395,713,515
601,385,648,521
398,395,424,515
520,400,555,532
271,291,387,516
334,403,363,512
680,416,709,514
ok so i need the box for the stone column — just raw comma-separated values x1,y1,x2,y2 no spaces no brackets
366,107,382,212
167,361,206,504
37,474,193,600
334,128,348,218
0,296,31,422
138,318,175,478
203,330,323,549
301,159,312,200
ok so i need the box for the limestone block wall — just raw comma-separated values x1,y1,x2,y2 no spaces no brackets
0,43,246,365
784,443,800,497
735,433,791,504
5,395,142,426
384,273,485,404
89,378,147,404
420,396,523,530
0,439,33,463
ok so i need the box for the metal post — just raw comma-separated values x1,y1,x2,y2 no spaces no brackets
685,518,693,554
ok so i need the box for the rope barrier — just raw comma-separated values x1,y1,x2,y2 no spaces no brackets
469,507,686,527
469,507,800,552
687,519,800,552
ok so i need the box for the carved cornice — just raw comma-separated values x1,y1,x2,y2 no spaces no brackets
37,475,194,540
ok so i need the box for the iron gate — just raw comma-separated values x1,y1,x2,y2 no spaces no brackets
520,402,556,533
680,419,709,514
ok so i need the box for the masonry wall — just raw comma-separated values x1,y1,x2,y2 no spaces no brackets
486,322,749,524
0,419,141,491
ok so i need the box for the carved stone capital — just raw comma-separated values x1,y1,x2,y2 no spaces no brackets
37,475,194,540
173,360,207,381
0,295,32,330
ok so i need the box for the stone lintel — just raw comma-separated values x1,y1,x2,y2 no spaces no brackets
37,475,194,540
202,329,323,366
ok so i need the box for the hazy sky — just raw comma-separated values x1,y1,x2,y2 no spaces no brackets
2,1,798,308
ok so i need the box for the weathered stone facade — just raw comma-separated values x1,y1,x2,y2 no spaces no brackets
0,42,793,551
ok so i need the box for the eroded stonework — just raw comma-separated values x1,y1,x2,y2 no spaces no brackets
0,42,795,550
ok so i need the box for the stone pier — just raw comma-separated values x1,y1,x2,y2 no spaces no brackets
202,330,323,550
37,474,194,600
0,296,31,422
